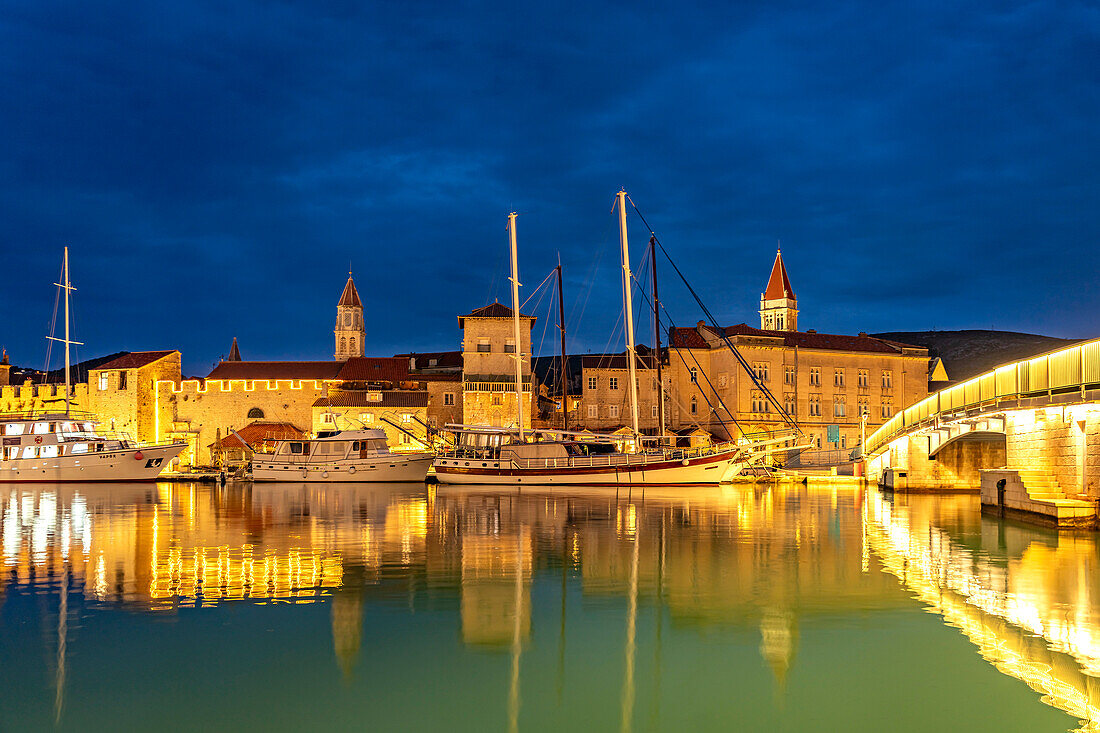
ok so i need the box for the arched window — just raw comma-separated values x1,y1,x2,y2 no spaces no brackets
350,337,357,354
340,337,347,352
247,407,265,419
690,397,698,415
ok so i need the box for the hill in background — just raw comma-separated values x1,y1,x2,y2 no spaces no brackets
873,330,1080,383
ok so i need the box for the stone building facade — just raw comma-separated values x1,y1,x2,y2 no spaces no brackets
459,304,534,430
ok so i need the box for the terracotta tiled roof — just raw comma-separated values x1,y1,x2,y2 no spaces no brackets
338,275,361,307
207,361,342,380
763,249,795,300
458,302,536,328
95,351,178,370
336,357,416,382
313,391,430,408
669,323,926,355
209,421,306,450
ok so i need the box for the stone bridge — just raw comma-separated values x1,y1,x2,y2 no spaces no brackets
863,338,1100,524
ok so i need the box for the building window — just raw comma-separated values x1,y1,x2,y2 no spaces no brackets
784,366,795,385
98,372,109,391
609,405,620,418
784,394,796,415
690,397,698,415
504,339,516,354
809,394,821,417
834,369,845,387
340,337,347,352
857,369,868,387
399,432,410,444
491,395,502,406
690,368,698,384
717,373,727,388
881,401,893,418
361,413,375,424
443,393,455,406
751,392,769,414
752,362,769,382
587,376,597,390
247,407,265,419
651,405,658,418
858,397,869,416
477,339,491,353
609,377,619,390
401,414,413,424
815,435,822,449
882,370,893,388
118,371,127,390
834,397,846,418
840,434,847,449
809,367,820,387
587,404,597,419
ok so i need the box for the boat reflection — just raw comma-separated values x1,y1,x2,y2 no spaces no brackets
865,491,1100,730
2,480,1095,730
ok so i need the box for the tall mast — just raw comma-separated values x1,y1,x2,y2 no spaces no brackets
556,261,568,432
508,212,525,441
617,191,640,438
49,248,80,415
63,247,71,414
649,236,665,442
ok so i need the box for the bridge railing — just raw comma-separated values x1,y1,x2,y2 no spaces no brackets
865,337,1100,456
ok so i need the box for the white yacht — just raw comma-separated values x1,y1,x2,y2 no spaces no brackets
251,429,434,483
0,248,187,483
0,412,186,482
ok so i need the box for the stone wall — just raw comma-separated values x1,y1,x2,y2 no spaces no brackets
578,365,661,431
1005,405,1100,498
156,379,327,467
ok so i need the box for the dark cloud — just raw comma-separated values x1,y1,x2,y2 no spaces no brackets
1,0,1097,374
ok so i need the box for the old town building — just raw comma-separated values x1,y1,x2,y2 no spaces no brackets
459,303,534,430
668,252,929,451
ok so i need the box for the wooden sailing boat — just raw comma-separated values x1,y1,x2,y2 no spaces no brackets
0,248,187,482
433,196,779,486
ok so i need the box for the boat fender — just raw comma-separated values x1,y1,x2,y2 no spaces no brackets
134,451,144,460
347,466,356,475
322,471,329,479
681,459,690,466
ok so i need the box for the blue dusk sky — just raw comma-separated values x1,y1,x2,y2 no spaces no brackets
1,1,1097,376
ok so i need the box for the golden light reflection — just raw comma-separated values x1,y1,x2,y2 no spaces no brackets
866,492,1100,730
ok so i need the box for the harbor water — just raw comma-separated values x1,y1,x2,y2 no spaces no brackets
0,481,1095,732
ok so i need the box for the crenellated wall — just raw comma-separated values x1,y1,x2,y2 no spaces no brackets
155,379,328,467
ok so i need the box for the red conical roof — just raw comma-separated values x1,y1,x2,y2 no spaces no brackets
763,249,795,300
338,274,361,308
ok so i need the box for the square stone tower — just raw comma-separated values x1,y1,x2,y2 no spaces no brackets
335,274,365,361
459,303,535,428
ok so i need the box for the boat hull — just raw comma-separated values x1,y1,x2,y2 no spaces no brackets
252,454,434,483
432,449,744,486
0,443,187,483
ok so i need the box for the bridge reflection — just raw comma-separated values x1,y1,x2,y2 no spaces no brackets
865,491,1100,729
1,481,1096,728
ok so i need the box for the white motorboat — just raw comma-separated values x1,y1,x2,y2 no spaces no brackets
251,428,433,483
0,412,186,482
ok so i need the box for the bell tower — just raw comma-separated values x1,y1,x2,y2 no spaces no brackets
759,247,798,332
335,273,365,361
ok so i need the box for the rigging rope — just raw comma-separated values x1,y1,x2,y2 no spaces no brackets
625,195,801,434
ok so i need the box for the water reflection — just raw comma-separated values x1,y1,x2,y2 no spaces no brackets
866,491,1100,730
0,481,1091,731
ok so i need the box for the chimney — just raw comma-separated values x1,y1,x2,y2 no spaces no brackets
697,320,706,328
806,329,816,334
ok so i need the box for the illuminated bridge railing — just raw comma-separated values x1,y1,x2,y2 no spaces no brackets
865,338,1100,456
